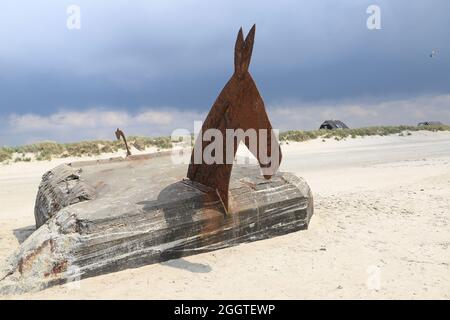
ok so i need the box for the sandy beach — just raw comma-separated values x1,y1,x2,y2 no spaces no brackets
1,130,449,299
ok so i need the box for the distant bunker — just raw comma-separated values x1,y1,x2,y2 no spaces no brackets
319,120,349,130
418,121,444,126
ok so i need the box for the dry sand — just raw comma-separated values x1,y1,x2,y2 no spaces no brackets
1,131,449,299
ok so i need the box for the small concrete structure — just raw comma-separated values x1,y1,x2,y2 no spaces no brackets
0,154,313,295
319,120,349,130
417,121,443,126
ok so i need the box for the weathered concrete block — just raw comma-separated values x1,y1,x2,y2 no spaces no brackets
34,164,96,228
0,155,313,295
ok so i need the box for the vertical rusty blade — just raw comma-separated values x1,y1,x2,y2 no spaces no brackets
187,25,282,212
115,128,132,157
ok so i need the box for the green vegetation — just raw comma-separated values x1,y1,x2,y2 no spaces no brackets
0,136,173,163
1,125,449,163
0,147,14,162
128,136,172,150
279,125,450,143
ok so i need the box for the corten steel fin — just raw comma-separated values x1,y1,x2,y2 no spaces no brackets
187,25,282,211
115,128,132,157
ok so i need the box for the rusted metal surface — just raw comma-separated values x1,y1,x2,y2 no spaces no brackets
187,25,282,210
115,128,132,157
17,239,54,275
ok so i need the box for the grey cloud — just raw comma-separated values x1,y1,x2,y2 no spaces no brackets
0,1,449,144
2,94,449,146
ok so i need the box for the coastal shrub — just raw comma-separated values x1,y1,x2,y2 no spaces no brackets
281,125,450,142
2,125,449,163
0,148,14,162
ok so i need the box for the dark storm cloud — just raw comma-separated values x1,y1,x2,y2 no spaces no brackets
0,0,449,144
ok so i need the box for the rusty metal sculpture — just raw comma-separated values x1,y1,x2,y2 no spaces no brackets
115,128,132,157
187,25,282,211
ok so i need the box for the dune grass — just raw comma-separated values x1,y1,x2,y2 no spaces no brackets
0,136,173,163
279,125,450,142
0,147,14,163
1,125,449,163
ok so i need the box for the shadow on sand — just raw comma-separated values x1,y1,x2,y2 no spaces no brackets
161,259,212,273
13,225,36,244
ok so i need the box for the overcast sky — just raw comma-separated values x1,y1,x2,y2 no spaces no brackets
1,0,449,145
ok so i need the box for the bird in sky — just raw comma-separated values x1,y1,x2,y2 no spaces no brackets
430,49,439,58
